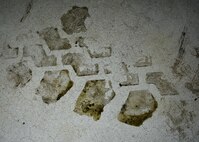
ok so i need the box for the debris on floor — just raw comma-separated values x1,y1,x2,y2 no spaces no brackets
119,62,139,86
134,56,152,67
118,90,157,126
23,44,57,67
146,72,178,96
75,36,88,48
38,27,71,50
62,53,99,76
185,65,199,96
36,70,73,104
6,62,32,87
74,80,115,120
61,6,89,34
87,46,112,58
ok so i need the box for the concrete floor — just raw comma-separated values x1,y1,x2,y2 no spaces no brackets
0,0,199,142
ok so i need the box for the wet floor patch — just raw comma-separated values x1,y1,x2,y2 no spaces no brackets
62,53,99,76
74,80,115,120
6,62,32,87
38,27,71,50
23,44,57,67
146,72,178,96
118,90,157,126
61,6,89,34
36,70,73,104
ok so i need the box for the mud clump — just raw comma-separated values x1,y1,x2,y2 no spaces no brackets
61,6,89,34
38,27,71,50
146,72,178,96
118,90,157,126
74,80,115,120
23,44,57,67
36,70,73,104
6,62,32,87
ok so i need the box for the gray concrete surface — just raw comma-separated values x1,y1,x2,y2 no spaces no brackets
0,0,199,142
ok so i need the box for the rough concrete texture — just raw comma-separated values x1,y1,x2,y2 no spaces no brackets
1,0,199,142
38,27,71,50
6,62,32,87
61,6,89,34
74,80,115,120
36,70,73,104
118,90,157,126
1,44,19,59
146,72,178,96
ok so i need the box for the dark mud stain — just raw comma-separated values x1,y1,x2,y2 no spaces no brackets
146,72,178,96
185,65,199,96
74,80,115,120
61,6,89,34
23,44,57,67
62,53,99,76
38,27,71,50
134,56,152,67
118,90,157,126
119,62,139,86
6,62,32,87
171,27,189,78
36,70,73,104
20,0,33,22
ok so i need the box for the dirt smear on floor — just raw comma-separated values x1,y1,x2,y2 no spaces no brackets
62,53,99,76
119,62,139,86
118,90,157,126
61,6,89,34
171,27,190,78
185,65,199,96
74,80,115,120
23,44,57,67
159,99,197,141
38,27,71,50
6,62,32,87
146,72,178,96
36,70,73,104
